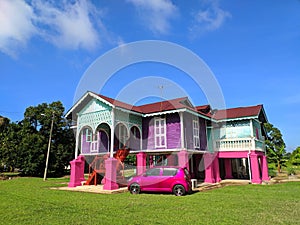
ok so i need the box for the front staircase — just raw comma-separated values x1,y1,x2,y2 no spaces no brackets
85,149,130,186
85,170,104,185
85,155,107,185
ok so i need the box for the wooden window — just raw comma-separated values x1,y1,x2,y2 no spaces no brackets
90,133,98,152
154,117,167,148
193,119,200,149
85,128,92,142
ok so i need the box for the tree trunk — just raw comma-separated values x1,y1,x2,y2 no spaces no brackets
277,161,281,173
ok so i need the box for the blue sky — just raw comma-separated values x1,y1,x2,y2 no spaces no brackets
0,0,299,151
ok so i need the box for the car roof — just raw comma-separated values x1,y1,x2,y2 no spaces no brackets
149,166,184,169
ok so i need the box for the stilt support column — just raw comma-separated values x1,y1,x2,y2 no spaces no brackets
250,152,262,184
204,153,215,183
261,155,270,181
177,150,189,170
213,156,221,183
137,152,147,175
103,157,119,190
68,155,85,187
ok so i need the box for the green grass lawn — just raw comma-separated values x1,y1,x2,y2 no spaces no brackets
0,178,299,225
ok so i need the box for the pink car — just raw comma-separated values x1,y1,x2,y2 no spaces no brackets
128,166,192,196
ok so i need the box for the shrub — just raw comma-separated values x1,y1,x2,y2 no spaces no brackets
268,169,277,177
287,167,296,175
268,163,276,171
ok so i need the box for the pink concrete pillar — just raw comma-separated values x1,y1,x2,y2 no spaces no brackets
261,155,270,181
213,157,221,183
250,153,262,184
103,157,119,190
68,157,85,187
137,152,147,175
204,154,215,183
224,159,233,179
77,155,85,182
167,154,177,166
177,150,189,170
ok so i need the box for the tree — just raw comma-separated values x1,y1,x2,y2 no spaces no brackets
20,101,75,177
264,123,287,173
0,116,10,130
289,147,300,166
0,117,21,172
0,101,75,177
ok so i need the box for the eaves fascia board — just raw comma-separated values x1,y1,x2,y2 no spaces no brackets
185,108,215,121
65,91,91,118
260,107,269,123
216,115,258,123
115,106,143,116
65,91,115,118
143,108,186,117
143,108,215,121
89,92,115,109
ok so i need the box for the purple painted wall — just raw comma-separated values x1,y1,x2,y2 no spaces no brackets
183,113,207,151
166,113,181,149
81,130,109,154
129,126,141,150
142,113,181,150
81,134,90,154
81,113,207,153
99,130,108,153
142,112,207,151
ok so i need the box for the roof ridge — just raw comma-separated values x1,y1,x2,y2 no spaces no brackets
218,104,263,111
135,96,188,107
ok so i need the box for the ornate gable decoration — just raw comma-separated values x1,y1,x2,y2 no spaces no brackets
80,99,108,115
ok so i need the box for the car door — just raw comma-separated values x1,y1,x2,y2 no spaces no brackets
160,168,178,191
141,168,162,191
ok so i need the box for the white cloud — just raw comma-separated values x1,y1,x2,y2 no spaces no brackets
127,0,178,35
32,0,101,50
190,0,231,35
0,0,103,57
0,0,37,57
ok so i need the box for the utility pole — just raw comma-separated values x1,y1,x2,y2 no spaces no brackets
43,111,54,181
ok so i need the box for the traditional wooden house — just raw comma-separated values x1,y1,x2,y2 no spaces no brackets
66,91,269,190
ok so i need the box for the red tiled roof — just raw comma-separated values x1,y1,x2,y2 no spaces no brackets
213,105,263,120
137,97,193,114
97,94,142,113
97,94,196,114
96,92,264,121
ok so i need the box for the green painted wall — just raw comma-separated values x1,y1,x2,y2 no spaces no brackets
214,120,252,139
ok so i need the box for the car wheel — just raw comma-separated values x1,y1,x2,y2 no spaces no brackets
173,184,186,196
129,183,140,194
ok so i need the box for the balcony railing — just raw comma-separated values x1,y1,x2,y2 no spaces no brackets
215,137,265,152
